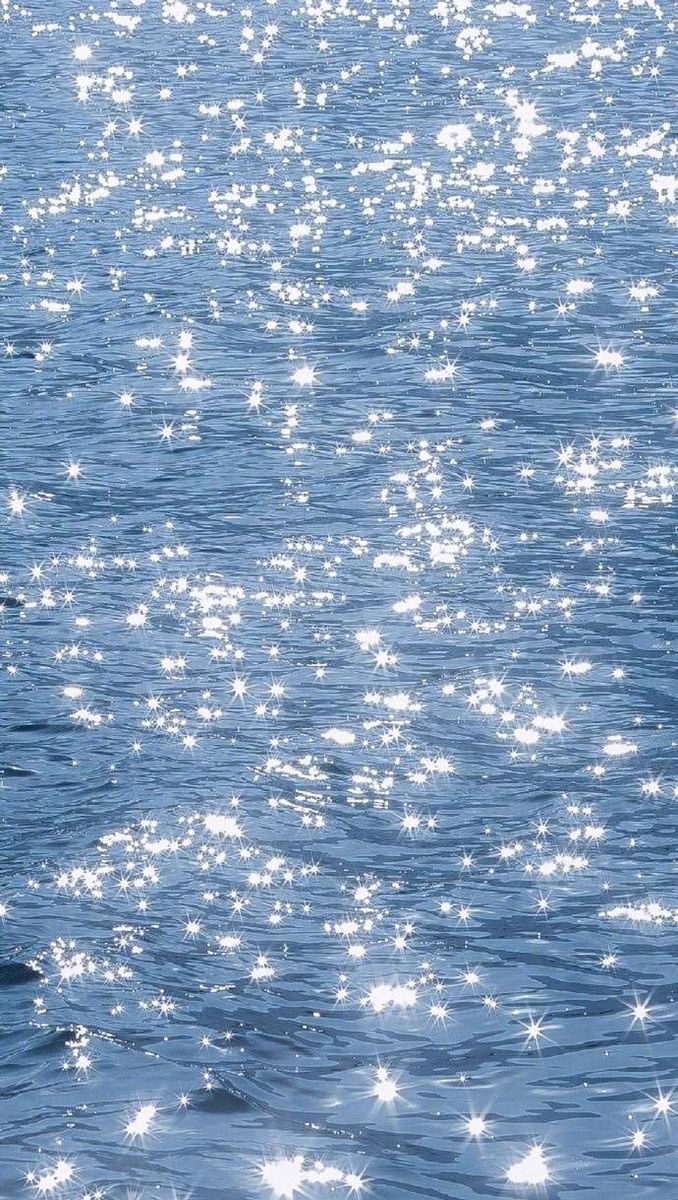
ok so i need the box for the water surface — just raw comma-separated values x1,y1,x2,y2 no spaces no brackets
1,1,677,1197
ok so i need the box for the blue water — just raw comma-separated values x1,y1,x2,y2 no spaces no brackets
1,1,677,1197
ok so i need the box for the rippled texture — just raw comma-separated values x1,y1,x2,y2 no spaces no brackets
1,1,677,1197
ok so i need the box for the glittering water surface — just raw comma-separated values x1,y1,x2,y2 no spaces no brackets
1,1,677,1197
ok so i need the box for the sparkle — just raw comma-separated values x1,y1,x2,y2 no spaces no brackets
628,998,652,1027
291,364,317,387
506,1145,550,1186
125,1103,157,1139
372,1066,400,1104
466,1115,488,1138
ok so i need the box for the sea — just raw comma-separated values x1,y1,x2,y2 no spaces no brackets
1,0,677,1197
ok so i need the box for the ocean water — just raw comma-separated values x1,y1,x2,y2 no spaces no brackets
1,0,677,1197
